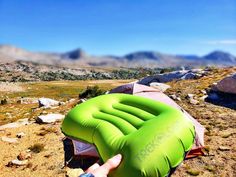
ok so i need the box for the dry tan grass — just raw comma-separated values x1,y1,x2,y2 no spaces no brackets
0,82,25,92
0,80,133,125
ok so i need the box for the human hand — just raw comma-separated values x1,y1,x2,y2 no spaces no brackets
79,154,122,177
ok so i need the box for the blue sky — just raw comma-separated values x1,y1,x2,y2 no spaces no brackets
0,0,236,55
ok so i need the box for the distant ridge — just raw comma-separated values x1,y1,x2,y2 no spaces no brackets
0,44,235,68
203,50,236,63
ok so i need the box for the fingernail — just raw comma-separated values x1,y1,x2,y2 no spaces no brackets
113,154,122,161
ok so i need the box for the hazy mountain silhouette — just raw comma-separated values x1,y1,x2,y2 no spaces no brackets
0,44,235,68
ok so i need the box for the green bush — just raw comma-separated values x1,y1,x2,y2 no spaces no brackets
79,85,106,99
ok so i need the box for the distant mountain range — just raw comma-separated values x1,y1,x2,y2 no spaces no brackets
0,44,235,68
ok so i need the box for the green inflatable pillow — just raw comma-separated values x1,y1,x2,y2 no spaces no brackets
61,93,195,177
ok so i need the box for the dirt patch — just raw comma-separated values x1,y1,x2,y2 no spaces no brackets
0,123,65,177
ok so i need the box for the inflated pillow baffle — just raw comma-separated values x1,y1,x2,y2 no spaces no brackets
61,93,195,177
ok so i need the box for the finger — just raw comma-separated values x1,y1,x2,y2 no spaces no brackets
86,163,100,173
98,154,122,175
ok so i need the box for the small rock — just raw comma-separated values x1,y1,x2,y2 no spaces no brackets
66,168,84,177
6,113,11,117
170,94,177,100
59,102,66,106
7,159,28,167
16,99,22,104
16,132,26,138
17,152,32,160
36,113,65,124
1,136,18,143
200,90,207,94
69,98,76,102
170,94,181,101
190,98,199,105
38,98,59,108
176,97,181,101
186,94,198,104
218,146,230,151
78,99,86,104
42,111,47,114
199,95,208,101
187,94,195,99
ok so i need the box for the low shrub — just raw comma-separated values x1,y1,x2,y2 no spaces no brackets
79,85,105,99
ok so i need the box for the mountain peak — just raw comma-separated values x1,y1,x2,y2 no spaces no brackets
62,48,87,60
204,50,236,62
124,51,161,60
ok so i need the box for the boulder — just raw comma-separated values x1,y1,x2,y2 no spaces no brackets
138,69,206,84
36,113,65,124
207,92,219,100
38,98,59,108
149,82,171,92
181,72,197,80
212,73,236,94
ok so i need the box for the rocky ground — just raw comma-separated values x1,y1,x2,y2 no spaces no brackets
166,67,236,177
0,67,235,177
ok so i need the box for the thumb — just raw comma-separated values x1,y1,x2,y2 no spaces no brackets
92,154,122,176
101,154,122,172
